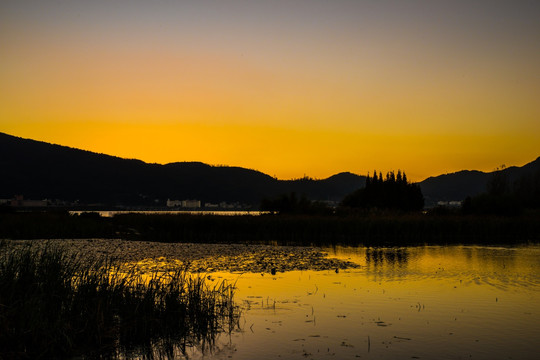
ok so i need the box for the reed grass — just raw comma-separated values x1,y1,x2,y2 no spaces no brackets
0,242,240,359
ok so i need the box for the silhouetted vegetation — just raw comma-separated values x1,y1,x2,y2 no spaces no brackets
0,211,116,239
260,192,333,215
341,170,424,211
1,211,539,246
0,243,239,359
462,166,540,215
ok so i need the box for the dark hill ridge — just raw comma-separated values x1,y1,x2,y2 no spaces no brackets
1,132,538,207
419,158,540,207
0,132,364,206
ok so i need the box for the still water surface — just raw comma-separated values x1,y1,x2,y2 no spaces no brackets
189,245,540,360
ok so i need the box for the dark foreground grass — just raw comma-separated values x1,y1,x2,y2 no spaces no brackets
0,242,240,360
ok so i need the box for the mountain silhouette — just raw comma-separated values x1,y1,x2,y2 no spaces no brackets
419,158,540,207
0,132,364,206
1,132,538,208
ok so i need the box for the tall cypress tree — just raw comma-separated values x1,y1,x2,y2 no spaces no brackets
341,170,424,211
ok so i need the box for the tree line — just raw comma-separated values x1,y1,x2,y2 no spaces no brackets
341,170,424,211
262,170,425,214
462,166,540,215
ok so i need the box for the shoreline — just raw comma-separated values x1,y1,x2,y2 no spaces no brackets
1,211,539,246
2,238,361,273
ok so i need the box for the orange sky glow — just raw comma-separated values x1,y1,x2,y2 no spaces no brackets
1,1,539,181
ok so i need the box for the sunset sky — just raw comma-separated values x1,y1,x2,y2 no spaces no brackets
1,0,539,181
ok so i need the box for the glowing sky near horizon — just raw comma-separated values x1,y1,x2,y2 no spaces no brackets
1,0,539,180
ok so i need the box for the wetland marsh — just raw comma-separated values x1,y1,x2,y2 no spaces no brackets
2,240,539,359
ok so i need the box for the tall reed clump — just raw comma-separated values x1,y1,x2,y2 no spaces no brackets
0,242,240,359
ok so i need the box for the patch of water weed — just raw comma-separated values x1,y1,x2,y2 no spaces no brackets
0,243,240,359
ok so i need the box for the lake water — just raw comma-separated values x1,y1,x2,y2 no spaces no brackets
184,245,540,360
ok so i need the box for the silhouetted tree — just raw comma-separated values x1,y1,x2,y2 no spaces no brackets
341,170,424,211
487,167,510,196
463,166,540,215
512,168,540,208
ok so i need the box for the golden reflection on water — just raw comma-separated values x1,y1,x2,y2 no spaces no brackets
126,246,540,359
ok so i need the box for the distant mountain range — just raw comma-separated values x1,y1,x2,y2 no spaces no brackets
0,132,364,207
1,132,538,208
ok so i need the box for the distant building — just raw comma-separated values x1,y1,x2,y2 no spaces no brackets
10,195,48,207
219,201,243,209
220,202,235,209
167,199,201,208
166,199,182,207
319,200,339,208
436,200,462,208
182,200,201,208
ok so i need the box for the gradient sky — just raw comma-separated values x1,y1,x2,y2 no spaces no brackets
1,1,539,180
